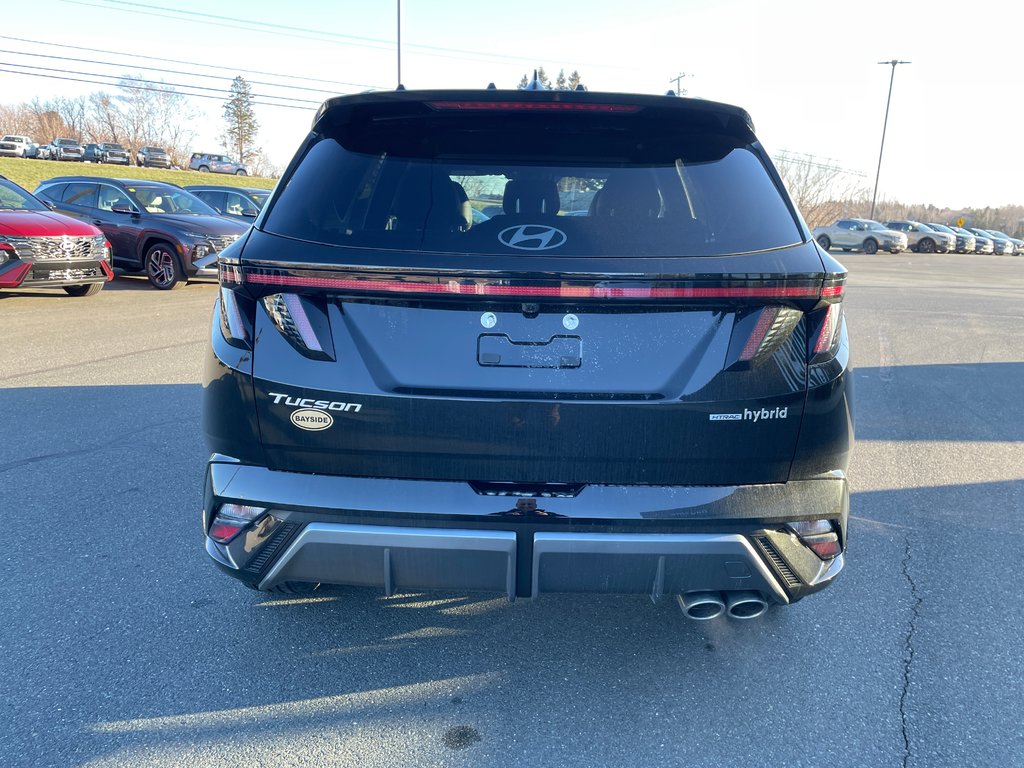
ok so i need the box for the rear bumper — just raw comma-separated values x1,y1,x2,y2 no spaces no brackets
203,460,848,602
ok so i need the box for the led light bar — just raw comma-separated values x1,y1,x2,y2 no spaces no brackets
241,269,831,300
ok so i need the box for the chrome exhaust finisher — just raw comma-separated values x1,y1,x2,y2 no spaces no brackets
725,591,768,619
677,591,726,621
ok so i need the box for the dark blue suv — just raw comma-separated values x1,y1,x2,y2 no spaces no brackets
34,177,249,289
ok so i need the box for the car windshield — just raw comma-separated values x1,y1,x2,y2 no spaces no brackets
263,113,803,257
0,178,49,211
2,136,22,142
248,191,269,207
928,223,953,233
864,221,889,231
101,144,125,150
127,186,218,215
56,139,78,146
916,223,935,231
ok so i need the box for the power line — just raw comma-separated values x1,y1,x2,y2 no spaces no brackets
0,60,322,105
57,0,635,73
1,47,347,96
0,66,316,110
0,34,382,91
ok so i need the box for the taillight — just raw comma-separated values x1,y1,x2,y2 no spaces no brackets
239,267,828,301
787,520,841,560
807,275,846,362
813,303,842,355
219,286,251,348
262,293,335,360
209,503,266,544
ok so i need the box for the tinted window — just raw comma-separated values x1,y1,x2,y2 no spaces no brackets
97,184,135,212
35,183,67,203
62,183,98,208
195,191,226,211
224,191,251,215
263,125,801,258
126,186,218,215
0,179,48,210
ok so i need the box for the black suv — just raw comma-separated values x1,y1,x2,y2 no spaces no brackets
83,142,130,165
35,177,248,289
201,89,853,619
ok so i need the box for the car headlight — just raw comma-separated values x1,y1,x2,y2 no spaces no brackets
182,231,211,241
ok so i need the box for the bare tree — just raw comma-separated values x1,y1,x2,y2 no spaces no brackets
773,151,868,229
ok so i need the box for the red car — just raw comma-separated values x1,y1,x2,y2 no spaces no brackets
0,174,113,296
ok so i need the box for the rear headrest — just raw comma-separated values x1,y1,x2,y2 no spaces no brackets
502,178,560,216
591,175,662,219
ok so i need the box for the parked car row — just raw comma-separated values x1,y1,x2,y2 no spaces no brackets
1,134,250,174
0,174,270,295
813,218,1023,255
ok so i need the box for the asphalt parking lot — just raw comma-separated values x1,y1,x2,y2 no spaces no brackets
1,255,1022,767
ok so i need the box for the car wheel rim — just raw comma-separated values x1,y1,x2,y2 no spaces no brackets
147,250,175,287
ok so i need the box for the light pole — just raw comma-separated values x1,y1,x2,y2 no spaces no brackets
396,0,402,89
869,59,910,221
669,72,688,96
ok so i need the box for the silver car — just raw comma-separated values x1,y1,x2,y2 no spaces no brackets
955,227,993,254
885,220,956,254
189,152,248,176
813,218,908,254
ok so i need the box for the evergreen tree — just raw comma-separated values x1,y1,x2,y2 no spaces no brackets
222,76,259,162
555,69,567,90
567,70,584,91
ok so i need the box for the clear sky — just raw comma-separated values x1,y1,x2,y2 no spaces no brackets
2,0,1022,209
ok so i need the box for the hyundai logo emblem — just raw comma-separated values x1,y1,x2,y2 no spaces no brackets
61,235,75,254
498,225,567,251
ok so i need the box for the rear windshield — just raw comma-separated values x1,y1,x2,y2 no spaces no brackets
262,109,802,257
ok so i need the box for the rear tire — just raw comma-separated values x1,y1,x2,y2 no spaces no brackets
863,238,879,254
198,165,210,173
144,243,186,290
63,283,103,297
816,235,831,250
235,169,248,176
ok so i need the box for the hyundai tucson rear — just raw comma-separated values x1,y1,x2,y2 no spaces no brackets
201,89,853,619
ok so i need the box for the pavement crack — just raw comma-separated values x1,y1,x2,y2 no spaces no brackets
0,419,182,474
900,531,922,768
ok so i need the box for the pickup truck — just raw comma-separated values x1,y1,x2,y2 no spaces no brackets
0,135,32,157
812,218,908,254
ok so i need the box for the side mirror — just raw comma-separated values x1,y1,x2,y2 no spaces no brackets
111,204,136,215
242,208,258,218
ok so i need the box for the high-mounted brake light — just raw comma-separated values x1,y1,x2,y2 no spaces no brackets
241,269,829,301
427,101,642,113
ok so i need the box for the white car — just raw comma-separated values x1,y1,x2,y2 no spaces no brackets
0,135,32,158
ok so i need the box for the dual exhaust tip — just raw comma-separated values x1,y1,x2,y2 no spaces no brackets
677,590,768,621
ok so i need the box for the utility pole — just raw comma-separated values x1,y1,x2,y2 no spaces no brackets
869,59,911,220
669,72,688,96
396,0,402,88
